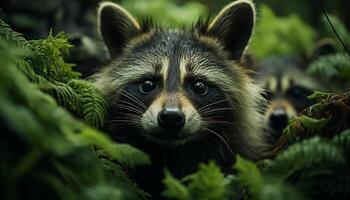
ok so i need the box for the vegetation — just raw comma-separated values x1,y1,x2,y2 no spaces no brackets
1,1,350,200
118,0,208,27
0,19,150,200
162,90,350,200
250,4,316,59
307,14,350,90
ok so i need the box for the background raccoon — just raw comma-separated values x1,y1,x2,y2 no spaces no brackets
93,0,268,197
254,40,336,140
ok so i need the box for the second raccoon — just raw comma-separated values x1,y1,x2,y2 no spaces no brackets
254,40,336,140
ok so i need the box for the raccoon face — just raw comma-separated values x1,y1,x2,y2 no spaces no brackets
258,57,317,136
95,1,264,152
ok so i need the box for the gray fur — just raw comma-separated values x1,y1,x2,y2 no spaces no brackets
92,1,269,197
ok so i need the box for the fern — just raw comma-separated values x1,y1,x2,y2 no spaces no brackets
307,53,350,89
28,32,80,81
333,129,350,158
235,156,304,200
162,161,231,200
264,136,346,176
39,80,79,109
0,38,149,200
68,80,107,128
162,170,190,200
0,18,29,49
0,19,107,128
283,116,329,143
98,155,151,199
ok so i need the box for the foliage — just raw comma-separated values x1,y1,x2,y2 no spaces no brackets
0,21,150,200
307,53,350,90
0,18,107,128
2,3,350,200
235,156,304,200
322,14,350,52
250,4,316,59
307,14,350,90
118,0,208,27
162,161,232,200
162,128,350,200
162,88,350,200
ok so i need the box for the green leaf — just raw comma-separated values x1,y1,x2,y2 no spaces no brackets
264,136,346,177
68,79,107,128
162,170,190,200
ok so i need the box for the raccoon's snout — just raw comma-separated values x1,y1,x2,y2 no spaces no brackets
269,109,289,131
157,108,185,130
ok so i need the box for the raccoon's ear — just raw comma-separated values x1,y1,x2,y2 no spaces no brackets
206,0,255,60
98,2,141,57
311,38,337,59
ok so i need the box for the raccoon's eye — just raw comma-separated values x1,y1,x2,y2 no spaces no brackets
287,86,310,99
140,78,156,94
192,79,207,95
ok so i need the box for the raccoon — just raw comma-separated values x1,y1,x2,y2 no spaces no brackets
93,0,268,197
255,43,335,140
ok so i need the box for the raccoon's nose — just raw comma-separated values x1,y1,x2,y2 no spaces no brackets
157,108,185,130
269,109,289,131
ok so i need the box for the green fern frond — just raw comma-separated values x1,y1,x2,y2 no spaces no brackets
0,39,149,199
39,80,79,109
265,136,346,177
307,90,332,103
266,131,350,199
235,156,304,200
283,116,329,142
68,79,107,128
162,170,190,200
98,155,150,199
184,161,231,200
332,129,350,157
162,161,231,200
67,128,150,168
112,144,151,168
235,156,264,196
28,32,80,82
307,53,350,82
0,18,29,49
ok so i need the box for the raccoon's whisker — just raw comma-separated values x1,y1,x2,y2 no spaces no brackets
115,105,143,114
205,120,244,127
110,99,144,112
107,114,141,125
204,118,248,127
203,128,235,157
199,107,235,115
197,99,230,112
109,100,142,111
120,90,147,109
119,94,147,110
114,104,144,114
117,99,146,110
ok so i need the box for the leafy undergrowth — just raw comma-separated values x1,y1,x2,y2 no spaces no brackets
0,19,150,200
1,17,350,200
162,91,350,200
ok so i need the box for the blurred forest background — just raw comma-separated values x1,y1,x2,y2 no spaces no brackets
1,0,350,200
1,0,349,80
